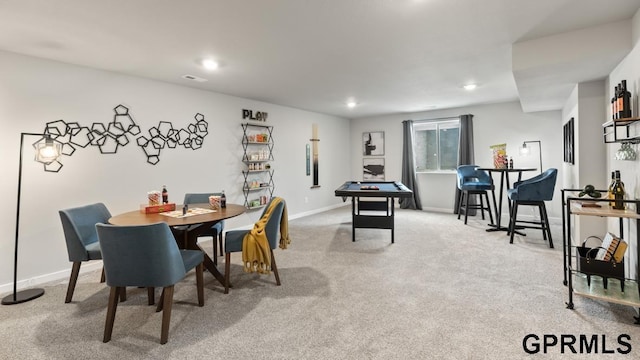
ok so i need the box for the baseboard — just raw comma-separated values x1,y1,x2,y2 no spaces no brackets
0,261,103,295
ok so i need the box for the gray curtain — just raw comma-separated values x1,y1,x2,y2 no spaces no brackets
453,114,475,214
399,120,422,210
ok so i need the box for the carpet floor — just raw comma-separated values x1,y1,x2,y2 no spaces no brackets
1,206,639,359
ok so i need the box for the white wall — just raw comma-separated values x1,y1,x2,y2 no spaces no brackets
561,81,608,245
601,8,640,277
0,50,351,292
351,101,563,220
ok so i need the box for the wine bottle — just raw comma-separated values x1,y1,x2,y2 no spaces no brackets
613,85,619,120
617,83,625,119
162,185,168,204
607,171,616,206
621,80,631,118
220,190,226,208
612,170,626,210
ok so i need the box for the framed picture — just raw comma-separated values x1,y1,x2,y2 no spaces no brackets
563,118,574,164
363,131,384,156
363,158,385,180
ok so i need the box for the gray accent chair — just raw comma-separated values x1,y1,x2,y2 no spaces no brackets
223,198,285,294
183,193,225,263
507,168,558,248
96,222,204,344
59,202,112,303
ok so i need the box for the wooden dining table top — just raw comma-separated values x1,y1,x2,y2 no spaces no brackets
108,203,246,227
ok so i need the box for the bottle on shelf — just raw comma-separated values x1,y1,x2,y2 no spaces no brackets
220,190,226,208
162,185,168,204
612,170,626,210
612,85,618,120
620,80,632,119
607,171,616,206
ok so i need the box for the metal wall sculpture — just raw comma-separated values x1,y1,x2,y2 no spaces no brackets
39,104,208,172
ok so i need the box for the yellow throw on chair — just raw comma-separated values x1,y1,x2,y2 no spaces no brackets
242,197,290,274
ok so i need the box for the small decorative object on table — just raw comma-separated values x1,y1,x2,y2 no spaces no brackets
148,190,161,206
208,195,221,210
490,143,507,169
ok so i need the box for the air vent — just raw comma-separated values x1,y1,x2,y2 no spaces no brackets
181,74,207,82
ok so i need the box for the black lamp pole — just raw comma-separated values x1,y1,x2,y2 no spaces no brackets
2,132,59,305
522,140,543,174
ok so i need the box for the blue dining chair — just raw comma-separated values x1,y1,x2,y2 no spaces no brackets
507,168,558,248
183,193,225,264
59,203,112,303
96,222,204,344
223,198,285,294
456,165,496,225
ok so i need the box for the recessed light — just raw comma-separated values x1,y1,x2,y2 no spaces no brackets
347,101,357,108
202,59,219,71
463,84,477,91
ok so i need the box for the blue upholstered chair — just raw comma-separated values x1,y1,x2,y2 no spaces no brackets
96,222,204,344
507,168,558,248
59,203,112,303
183,193,225,264
456,165,496,225
223,198,285,294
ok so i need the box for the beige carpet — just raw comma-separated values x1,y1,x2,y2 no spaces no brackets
1,206,639,359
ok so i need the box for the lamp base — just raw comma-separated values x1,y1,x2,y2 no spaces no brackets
1,288,45,305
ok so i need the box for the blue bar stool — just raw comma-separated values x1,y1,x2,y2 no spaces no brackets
456,165,496,225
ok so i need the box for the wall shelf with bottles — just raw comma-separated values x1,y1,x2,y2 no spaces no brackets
241,123,274,209
602,117,640,144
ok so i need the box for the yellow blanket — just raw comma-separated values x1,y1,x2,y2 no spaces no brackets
242,197,291,274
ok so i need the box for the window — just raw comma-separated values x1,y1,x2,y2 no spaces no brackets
413,119,460,171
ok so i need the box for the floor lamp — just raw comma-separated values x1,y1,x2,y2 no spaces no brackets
520,140,543,174
2,133,62,305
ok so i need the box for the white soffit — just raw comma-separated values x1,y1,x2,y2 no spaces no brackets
513,20,633,112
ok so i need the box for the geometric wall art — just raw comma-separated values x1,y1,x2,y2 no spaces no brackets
39,104,209,172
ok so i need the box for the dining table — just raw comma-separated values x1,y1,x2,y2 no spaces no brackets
108,203,246,287
477,167,537,233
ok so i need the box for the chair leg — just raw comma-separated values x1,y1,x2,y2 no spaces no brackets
224,253,231,294
103,286,121,343
218,233,224,257
212,234,218,267
160,285,174,345
156,288,165,312
270,249,281,286
148,287,155,305
484,192,494,225
196,263,204,306
538,204,547,240
509,202,519,244
457,190,463,220
479,193,486,220
120,288,127,302
540,202,554,248
464,191,470,224
65,262,81,303
100,267,105,283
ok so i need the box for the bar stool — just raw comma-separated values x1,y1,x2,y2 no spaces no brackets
507,168,558,248
456,165,496,225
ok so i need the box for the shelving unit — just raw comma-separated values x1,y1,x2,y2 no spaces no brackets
561,188,640,323
602,117,640,144
241,123,274,210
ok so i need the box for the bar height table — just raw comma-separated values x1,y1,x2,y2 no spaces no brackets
478,167,536,232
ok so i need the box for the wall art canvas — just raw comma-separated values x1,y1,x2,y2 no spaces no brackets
363,131,384,156
363,158,385,180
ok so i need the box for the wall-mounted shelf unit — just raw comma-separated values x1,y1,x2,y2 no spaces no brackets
241,123,274,210
602,117,640,144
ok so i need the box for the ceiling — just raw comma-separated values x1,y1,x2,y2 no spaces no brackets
1,0,640,119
